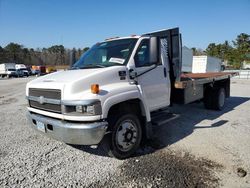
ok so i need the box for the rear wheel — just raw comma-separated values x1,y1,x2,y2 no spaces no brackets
213,87,226,110
204,88,213,109
108,113,142,159
204,87,226,111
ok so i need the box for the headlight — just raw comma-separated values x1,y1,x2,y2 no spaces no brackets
63,100,102,116
75,105,95,114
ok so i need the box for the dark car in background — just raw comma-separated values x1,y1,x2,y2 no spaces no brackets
18,68,30,77
16,69,24,77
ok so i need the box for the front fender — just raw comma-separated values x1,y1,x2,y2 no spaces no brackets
101,89,150,122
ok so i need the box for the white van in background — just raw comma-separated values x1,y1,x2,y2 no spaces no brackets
0,63,17,78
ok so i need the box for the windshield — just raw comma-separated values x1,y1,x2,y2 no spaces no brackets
72,38,137,69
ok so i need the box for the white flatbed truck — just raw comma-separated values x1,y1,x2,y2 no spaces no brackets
26,28,236,159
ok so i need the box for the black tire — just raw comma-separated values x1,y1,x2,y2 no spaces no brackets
108,113,142,159
213,87,226,110
204,88,213,109
204,87,225,111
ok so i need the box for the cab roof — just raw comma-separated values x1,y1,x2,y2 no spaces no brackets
104,35,142,42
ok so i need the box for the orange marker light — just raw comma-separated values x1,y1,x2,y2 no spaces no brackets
91,84,100,94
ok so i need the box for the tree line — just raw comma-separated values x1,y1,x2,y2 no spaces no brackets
0,43,89,67
192,33,250,69
0,33,249,69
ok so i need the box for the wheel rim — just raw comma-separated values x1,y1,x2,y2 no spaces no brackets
219,89,225,108
115,119,138,152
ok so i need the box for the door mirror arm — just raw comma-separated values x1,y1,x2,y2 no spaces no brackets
129,64,157,79
137,64,157,77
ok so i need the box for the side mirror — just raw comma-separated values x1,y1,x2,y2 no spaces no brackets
129,69,137,79
149,37,158,64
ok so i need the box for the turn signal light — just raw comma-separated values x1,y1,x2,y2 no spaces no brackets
91,84,100,94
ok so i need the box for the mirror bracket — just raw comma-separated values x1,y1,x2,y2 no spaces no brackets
129,69,137,79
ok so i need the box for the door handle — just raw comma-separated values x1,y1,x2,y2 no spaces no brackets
163,67,167,77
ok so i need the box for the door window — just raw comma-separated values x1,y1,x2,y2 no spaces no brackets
134,39,150,67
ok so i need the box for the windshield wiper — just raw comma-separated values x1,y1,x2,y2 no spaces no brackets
72,63,123,70
108,62,124,66
77,64,106,69
91,64,106,68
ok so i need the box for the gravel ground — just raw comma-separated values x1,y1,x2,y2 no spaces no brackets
0,77,250,187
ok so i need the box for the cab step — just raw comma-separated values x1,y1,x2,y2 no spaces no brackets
151,111,179,126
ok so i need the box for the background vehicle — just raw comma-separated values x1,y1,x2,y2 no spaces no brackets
46,66,57,74
26,28,236,159
31,67,40,75
26,67,32,75
0,63,17,78
16,69,24,77
16,64,30,77
31,65,46,76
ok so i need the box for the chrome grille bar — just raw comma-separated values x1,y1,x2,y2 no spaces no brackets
29,88,61,99
27,96,61,105
28,88,62,113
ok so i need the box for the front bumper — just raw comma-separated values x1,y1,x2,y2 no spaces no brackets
27,111,108,145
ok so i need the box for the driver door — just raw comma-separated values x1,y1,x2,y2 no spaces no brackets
134,39,170,111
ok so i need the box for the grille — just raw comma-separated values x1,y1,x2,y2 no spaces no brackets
29,88,61,113
29,88,61,99
29,100,61,113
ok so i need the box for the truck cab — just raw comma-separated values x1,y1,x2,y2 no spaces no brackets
16,64,30,77
26,28,231,159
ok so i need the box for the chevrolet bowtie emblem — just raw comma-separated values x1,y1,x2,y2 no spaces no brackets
39,96,45,104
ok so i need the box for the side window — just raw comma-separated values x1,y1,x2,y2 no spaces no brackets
134,39,150,67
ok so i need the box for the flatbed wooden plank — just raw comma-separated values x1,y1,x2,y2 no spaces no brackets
181,72,236,79
175,72,237,89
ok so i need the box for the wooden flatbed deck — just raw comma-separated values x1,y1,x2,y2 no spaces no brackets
173,72,237,104
175,72,237,89
181,72,237,79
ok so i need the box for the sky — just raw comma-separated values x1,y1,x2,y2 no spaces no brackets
0,0,249,50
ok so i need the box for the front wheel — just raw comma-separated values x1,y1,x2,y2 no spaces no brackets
109,113,142,159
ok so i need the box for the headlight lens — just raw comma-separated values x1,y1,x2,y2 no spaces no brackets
75,105,83,113
75,105,94,114
63,100,102,116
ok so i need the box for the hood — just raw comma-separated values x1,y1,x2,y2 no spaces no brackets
26,66,129,99
32,68,100,83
